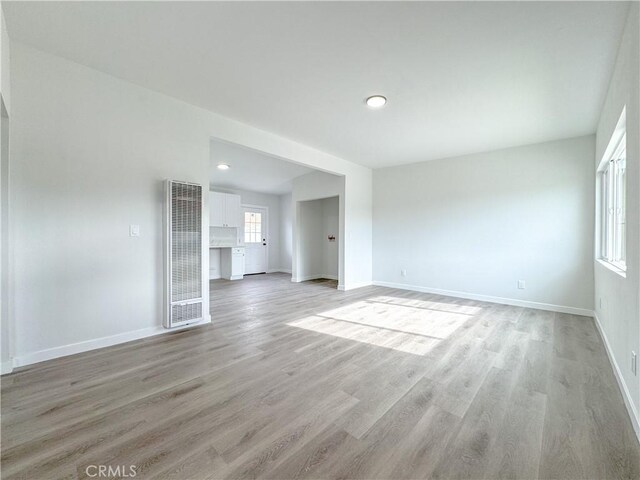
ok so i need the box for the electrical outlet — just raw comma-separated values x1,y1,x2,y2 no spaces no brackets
632,351,637,375
401,269,407,277
517,280,525,289
129,224,140,237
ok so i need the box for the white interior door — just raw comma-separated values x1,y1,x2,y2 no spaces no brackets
242,206,268,274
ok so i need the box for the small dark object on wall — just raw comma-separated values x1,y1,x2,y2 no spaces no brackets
328,235,336,242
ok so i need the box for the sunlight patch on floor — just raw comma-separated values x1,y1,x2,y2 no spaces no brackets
286,300,473,356
287,315,438,355
320,300,471,338
369,295,484,315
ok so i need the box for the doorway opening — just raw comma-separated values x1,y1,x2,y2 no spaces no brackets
294,196,339,285
208,138,344,294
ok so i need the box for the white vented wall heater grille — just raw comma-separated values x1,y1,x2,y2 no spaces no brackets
165,180,204,328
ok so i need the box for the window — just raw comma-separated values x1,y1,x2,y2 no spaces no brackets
599,125,626,271
244,211,262,244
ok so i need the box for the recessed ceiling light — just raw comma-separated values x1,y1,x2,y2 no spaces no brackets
366,95,387,108
217,163,230,170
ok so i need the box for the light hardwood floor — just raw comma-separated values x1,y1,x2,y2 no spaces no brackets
1,273,639,479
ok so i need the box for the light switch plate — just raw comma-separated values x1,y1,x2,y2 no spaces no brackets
517,280,525,289
129,224,140,237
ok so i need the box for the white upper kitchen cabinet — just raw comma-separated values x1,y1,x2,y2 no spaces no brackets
210,191,241,227
210,191,225,227
224,194,241,228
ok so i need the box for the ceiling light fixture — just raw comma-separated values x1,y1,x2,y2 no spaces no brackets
366,95,387,108
217,163,230,170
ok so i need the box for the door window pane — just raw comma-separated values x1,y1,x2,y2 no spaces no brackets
244,211,263,244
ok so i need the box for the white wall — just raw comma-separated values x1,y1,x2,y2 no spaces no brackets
1,100,9,374
593,3,640,434
322,196,339,279
297,199,324,281
0,7,11,373
374,135,595,313
209,187,283,272
344,171,373,289
279,192,292,273
10,43,212,363
1,7,11,114
8,43,373,366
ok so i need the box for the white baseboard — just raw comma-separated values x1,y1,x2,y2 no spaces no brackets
293,274,338,282
1,360,13,375
593,311,640,443
10,317,211,370
338,281,373,291
371,281,593,317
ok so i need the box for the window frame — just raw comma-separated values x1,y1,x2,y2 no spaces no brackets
598,116,626,274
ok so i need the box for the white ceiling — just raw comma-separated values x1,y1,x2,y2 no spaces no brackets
210,140,315,195
3,2,630,168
